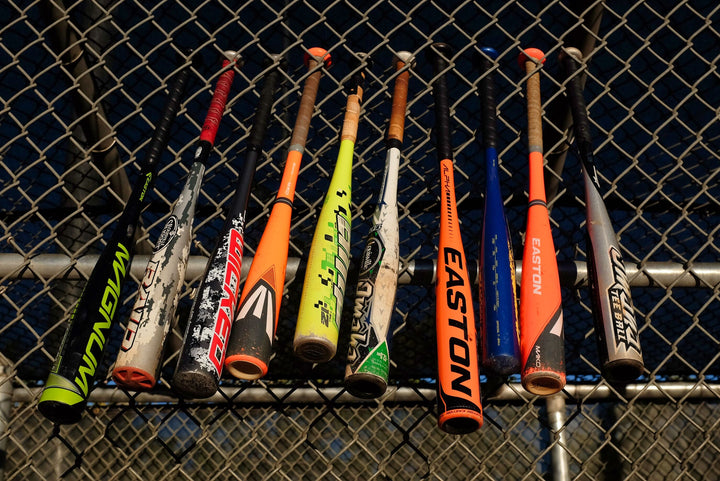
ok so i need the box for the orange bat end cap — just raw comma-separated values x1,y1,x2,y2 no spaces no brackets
112,367,156,391
225,354,268,381
305,47,332,68
518,48,546,67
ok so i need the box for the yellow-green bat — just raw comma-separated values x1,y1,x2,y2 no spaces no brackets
293,55,369,363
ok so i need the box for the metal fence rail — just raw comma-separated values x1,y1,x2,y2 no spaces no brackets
1,0,720,479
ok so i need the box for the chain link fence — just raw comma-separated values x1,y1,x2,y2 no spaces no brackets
1,0,720,479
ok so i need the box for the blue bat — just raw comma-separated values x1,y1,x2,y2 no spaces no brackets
476,47,521,376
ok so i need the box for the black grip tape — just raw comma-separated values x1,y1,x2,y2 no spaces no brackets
429,43,453,161
475,52,497,150
347,53,371,96
144,64,192,172
246,62,283,150
562,53,593,150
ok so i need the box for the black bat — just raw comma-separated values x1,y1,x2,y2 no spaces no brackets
37,60,193,424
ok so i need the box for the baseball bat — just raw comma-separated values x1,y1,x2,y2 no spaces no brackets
223,47,332,380
562,47,643,383
429,42,483,434
114,55,281,393
37,59,193,424
475,47,521,377
344,51,412,398
293,54,369,364
171,54,286,399
518,48,566,395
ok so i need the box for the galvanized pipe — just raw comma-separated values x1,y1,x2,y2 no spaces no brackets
10,382,720,405
2,254,720,288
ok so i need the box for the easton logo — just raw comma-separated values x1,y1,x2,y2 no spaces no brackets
608,246,641,354
531,237,542,295
237,277,276,342
208,228,244,375
122,259,158,351
443,247,473,397
74,243,130,396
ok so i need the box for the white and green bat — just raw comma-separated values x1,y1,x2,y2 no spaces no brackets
345,52,412,398
293,56,369,363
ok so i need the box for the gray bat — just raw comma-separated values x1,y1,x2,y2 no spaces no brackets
562,47,643,383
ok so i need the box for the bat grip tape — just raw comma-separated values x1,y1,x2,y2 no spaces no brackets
562,55,593,150
246,67,281,151
200,59,236,145
430,51,453,161
478,56,498,150
143,65,192,172
289,68,322,148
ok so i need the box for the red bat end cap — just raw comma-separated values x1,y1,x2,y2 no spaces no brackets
304,47,332,68
518,48,546,67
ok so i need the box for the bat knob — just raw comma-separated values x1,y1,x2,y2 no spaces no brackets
305,47,332,68
560,46,583,63
479,46,499,60
518,48,545,68
264,53,288,69
428,42,453,61
179,49,203,70
351,51,373,71
393,50,415,68
223,50,244,67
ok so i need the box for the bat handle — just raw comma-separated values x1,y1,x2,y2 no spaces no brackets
428,42,454,161
142,62,192,172
341,53,371,142
199,50,242,145
347,52,372,96
561,47,594,153
518,48,546,153
246,55,285,151
288,47,332,150
387,51,413,145
475,47,499,151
